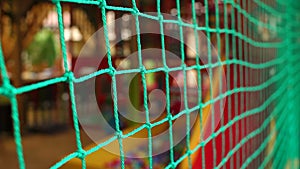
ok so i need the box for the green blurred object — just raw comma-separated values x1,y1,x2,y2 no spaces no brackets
26,29,59,67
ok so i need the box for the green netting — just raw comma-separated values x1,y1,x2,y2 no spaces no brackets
0,0,300,169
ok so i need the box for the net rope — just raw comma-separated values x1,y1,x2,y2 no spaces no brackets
0,0,299,169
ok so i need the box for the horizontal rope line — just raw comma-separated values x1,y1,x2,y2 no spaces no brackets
86,135,118,156
15,76,67,94
11,54,287,95
50,152,78,169
52,0,100,5
101,2,284,33
71,56,287,87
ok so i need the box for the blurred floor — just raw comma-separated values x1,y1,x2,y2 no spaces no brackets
0,128,93,169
